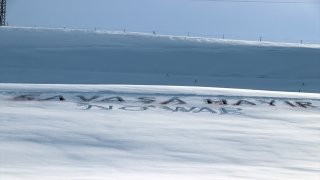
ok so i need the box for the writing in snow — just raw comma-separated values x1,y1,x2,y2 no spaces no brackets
9,94,317,114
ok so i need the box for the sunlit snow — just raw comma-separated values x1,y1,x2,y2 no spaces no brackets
0,27,319,180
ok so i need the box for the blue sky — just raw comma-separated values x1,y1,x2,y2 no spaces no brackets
6,0,320,43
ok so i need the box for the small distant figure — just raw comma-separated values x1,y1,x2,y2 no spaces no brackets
153,31,156,35
302,82,304,86
124,29,126,33
166,74,169,77
195,79,197,83
299,90,300,92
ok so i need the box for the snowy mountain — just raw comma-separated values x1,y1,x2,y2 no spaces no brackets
0,27,319,180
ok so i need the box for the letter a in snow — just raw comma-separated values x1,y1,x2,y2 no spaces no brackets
161,97,186,104
193,107,217,114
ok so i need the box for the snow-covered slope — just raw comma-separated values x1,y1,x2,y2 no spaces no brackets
1,27,319,92
0,84,319,180
0,27,319,180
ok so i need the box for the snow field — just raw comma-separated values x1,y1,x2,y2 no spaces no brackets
0,27,320,179
0,84,319,179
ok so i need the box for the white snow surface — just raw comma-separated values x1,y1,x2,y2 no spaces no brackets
0,84,319,180
0,27,320,179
